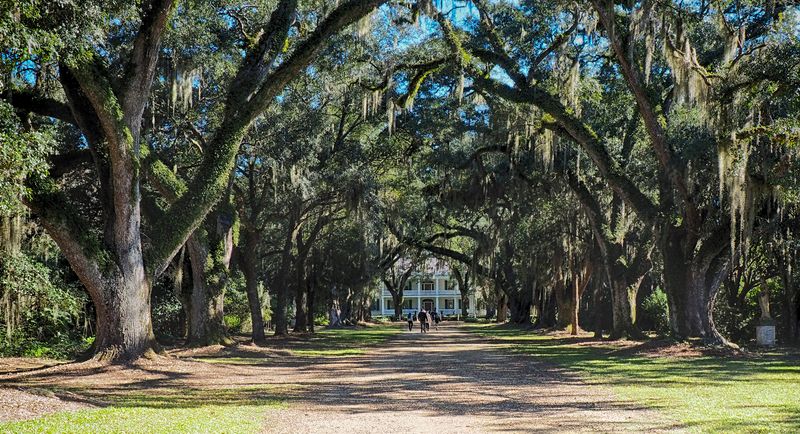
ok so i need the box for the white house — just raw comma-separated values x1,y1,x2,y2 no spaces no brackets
371,258,483,318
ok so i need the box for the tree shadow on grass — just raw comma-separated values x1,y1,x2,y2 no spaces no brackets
465,323,800,431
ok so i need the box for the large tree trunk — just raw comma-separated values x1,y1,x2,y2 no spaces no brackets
592,228,646,340
570,278,580,335
90,271,158,361
172,247,191,339
37,176,160,362
293,249,309,333
496,291,508,322
460,292,469,318
273,271,290,335
569,259,593,335
273,233,294,336
554,280,572,329
238,240,266,345
339,287,353,324
661,227,731,345
534,285,557,328
184,206,235,347
608,275,645,339
392,292,403,321
507,290,532,324
186,235,228,346
609,280,635,338
293,285,308,333
591,278,604,338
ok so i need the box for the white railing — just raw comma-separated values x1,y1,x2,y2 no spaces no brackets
375,308,469,317
384,289,460,296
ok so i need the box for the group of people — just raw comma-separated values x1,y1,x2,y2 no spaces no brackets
407,309,441,333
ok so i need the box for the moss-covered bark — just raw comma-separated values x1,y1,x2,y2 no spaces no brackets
15,0,387,361
185,202,236,346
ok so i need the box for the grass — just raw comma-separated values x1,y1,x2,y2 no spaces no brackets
194,324,404,364
0,403,279,434
0,387,285,434
466,323,800,433
286,324,402,357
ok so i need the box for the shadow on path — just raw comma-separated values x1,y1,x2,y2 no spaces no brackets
258,323,684,433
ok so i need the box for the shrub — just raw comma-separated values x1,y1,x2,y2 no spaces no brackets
1,251,91,359
222,272,250,334
640,287,670,335
151,289,185,339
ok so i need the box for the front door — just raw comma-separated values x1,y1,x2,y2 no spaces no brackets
422,299,434,311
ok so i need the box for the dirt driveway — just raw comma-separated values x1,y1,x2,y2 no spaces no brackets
1,323,683,433
259,323,682,433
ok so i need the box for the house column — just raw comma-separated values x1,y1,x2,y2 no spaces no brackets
417,280,421,311
434,278,440,311
470,293,476,317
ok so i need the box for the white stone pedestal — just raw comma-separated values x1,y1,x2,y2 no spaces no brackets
756,325,776,347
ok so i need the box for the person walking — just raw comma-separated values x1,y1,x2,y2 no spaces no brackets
417,309,428,333
433,311,440,331
407,312,414,331
425,310,432,332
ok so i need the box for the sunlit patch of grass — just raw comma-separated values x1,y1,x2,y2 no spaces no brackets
465,324,800,433
286,325,402,357
189,324,403,363
0,404,277,434
0,386,285,434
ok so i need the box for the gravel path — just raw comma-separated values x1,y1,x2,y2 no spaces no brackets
0,323,684,432
261,323,683,433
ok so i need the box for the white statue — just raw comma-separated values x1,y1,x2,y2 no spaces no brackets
758,283,772,322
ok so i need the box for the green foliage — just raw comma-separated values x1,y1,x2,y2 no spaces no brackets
640,287,670,335
0,103,52,215
0,250,89,359
222,272,250,334
151,288,185,340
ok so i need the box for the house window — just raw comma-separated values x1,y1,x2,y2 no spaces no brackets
444,280,449,291
422,281,434,291
445,299,455,309
386,299,393,310
406,280,413,291
403,299,412,309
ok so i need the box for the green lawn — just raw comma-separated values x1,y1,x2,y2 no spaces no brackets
0,387,284,434
287,324,403,357
466,323,800,433
196,324,404,363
